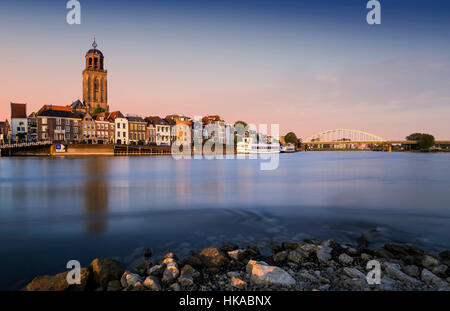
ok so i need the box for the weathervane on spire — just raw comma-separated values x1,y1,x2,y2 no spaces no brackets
92,36,98,49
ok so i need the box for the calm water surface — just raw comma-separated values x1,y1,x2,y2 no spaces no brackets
1,152,450,289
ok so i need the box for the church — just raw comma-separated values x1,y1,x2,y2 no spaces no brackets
72,39,109,114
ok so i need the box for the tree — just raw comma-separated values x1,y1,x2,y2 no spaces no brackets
406,133,435,150
419,134,435,150
92,107,106,116
234,120,248,128
284,132,298,145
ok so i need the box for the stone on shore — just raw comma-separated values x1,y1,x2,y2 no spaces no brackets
106,280,122,291
231,276,247,289
384,263,420,285
143,276,161,291
121,271,143,288
148,264,164,277
338,254,354,265
89,258,124,288
273,251,288,263
246,260,296,287
178,275,194,288
343,267,366,279
199,247,230,268
316,246,332,264
227,249,248,261
403,265,420,278
220,242,239,252
181,265,200,278
421,269,447,288
162,262,180,284
25,268,90,291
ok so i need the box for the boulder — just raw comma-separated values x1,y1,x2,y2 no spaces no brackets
273,251,288,263
231,276,247,289
143,276,161,291
282,242,301,250
121,271,143,288
220,242,239,252
199,247,229,268
421,269,446,288
227,249,248,261
26,268,90,291
287,249,308,264
384,263,421,285
338,254,354,265
106,280,122,291
148,264,165,277
178,275,194,288
343,267,366,279
316,246,332,264
89,258,123,288
432,265,448,277
181,265,200,278
162,262,180,284
246,260,296,287
403,265,420,278
421,255,440,270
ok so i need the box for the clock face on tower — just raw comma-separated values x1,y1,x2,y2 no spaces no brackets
83,39,108,114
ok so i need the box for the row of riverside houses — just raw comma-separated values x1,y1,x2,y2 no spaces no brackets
3,102,231,147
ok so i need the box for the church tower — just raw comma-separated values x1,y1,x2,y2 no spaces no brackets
83,38,108,114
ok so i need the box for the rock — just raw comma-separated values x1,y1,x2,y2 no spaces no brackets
26,268,90,291
199,247,230,268
347,248,358,256
162,257,175,265
144,248,152,258
316,246,332,264
246,260,296,287
121,271,143,288
182,255,203,268
287,249,308,264
169,282,181,291
273,251,288,263
343,267,366,279
178,275,194,288
89,258,124,288
227,271,240,278
338,254,354,265
133,281,145,291
247,245,260,256
227,249,248,261
299,244,317,256
421,269,446,288
344,278,366,288
321,239,338,249
384,263,420,285
231,276,247,289
282,242,300,250
163,252,178,261
143,276,161,291
106,280,122,291
403,265,420,278
421,255,440,270
162,262,180,284
361,253,372,261
357,234,368,248
374,249,396,260
220,242,239,252
148,264,165,277
432,265,448,277
181,265,200,278
298,271,319,283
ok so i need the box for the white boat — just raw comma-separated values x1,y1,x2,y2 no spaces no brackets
281,143,296,153
237,137,280,154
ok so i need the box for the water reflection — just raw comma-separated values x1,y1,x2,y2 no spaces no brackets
83,158,109,233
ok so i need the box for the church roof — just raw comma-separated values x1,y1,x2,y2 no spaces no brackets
86,38,104,57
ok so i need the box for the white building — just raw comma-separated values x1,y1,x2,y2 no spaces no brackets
11,103,28,142
108,111,128,145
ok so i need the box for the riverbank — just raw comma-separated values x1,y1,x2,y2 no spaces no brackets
25,237,450,291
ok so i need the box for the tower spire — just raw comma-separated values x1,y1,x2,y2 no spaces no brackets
92,36,97,49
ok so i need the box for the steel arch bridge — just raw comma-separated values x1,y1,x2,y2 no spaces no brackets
305,129,386,143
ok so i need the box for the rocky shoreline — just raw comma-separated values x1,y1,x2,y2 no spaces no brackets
25,237,450,291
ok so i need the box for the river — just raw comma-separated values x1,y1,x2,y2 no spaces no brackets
0,152,449,289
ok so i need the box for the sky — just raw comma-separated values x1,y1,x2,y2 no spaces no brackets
0,0,449,140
